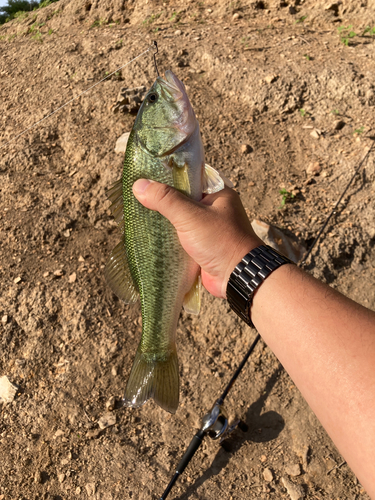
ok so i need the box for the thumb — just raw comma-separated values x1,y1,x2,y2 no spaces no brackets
132,179,202,230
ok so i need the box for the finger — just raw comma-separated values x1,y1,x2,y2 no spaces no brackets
133,179,204,229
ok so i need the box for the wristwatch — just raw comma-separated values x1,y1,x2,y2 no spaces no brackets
226,245,293,328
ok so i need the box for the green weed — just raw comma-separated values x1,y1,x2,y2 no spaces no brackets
354,126,364,135
279,188,295,208
337,25,357,45
303,54,311,60
90,18,108,29
299,108,309,118
48,28,53,35
31,31,42,42
331,109,340,115
362,25,375,36
295,15,307,24
142,12,161,25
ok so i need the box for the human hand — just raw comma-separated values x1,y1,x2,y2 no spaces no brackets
132,179,263,299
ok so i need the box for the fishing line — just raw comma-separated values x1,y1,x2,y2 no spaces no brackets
0,45,153,151
300,140,374,267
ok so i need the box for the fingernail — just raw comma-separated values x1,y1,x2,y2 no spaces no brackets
133,178,153,194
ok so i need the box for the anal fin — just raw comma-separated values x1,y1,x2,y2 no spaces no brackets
183,274,201,315
104,240,138,304
203,164,232,194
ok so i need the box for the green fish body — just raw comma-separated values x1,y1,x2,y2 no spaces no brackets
105,71,224,413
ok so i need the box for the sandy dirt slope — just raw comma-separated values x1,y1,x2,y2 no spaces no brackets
0,0,374,498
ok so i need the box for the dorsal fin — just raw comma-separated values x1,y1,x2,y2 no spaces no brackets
104,240,138,304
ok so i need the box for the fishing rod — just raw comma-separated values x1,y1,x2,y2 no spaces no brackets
159,140,374,499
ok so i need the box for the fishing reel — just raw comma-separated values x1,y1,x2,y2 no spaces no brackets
201,400,243,443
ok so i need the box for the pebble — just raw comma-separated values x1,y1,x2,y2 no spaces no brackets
285,463,301,476
76,487,82,494
281,477,305,500
78,255,85,262
306,162,321,176
0,376,18,404
58,473,65,483
240,144,253,154
263,467,273,482
105,396,116,411
260,454,267,462
265,74,277,84
69,272,77,283
111,366,118,376
13,277,22,284
53,429,64,439
232,12,242,20
310,129,320,139
85,483,96,496
174,29,182,36
115,132,130,154
53,269,64,277
98,412,116,429
43,271,49,278
1,315,8,324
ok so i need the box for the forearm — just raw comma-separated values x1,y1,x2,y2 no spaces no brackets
251,263,375,496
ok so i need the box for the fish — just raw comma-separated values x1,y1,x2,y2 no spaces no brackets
105,70,225,413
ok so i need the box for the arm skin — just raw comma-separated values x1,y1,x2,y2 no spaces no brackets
133,179,375,497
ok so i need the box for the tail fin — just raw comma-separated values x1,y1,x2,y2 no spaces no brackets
123,348,180,414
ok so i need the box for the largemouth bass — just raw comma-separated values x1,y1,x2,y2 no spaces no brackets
105,70,224,413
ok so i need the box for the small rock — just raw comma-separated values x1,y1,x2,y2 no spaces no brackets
63,229,71,238
306,162,321,176
206,8,213,13
78,255,85,262
310,129,320,139
85,483,96,496
265,74,277,84
98,412,116,429
34,471,42,484
58,473,65,483
43,271,49,278
263,467,273,482
325,2,341,15
1,315,8,325
174,29,182,36
281,477,305,500
248,181,255,187
69,272,77,283
260,454,267,462
0,376,18,404
86,428,102,439
285,463,301,476
13,277,22,284
111,366,118,376
232,12,243,20
60,458,69,466
53,429,64,439
76,487,82,494
53,269,64,277
115,132,130,154
240,144,253,154
105,396,116,411
333,120,345,130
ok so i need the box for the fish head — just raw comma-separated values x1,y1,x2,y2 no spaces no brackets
133,70,198,157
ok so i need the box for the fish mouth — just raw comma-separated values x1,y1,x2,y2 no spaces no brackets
157,70,185,101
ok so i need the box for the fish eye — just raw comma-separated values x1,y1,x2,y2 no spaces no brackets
147,93,158,103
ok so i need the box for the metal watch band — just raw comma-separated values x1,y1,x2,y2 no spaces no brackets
226,245,293,327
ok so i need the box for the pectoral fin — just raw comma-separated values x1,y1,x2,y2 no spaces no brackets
183,274,201,315
203,164,233,194
104,240,138,304
172,160,191,196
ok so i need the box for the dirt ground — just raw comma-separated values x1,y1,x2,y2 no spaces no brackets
0,0,375,498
